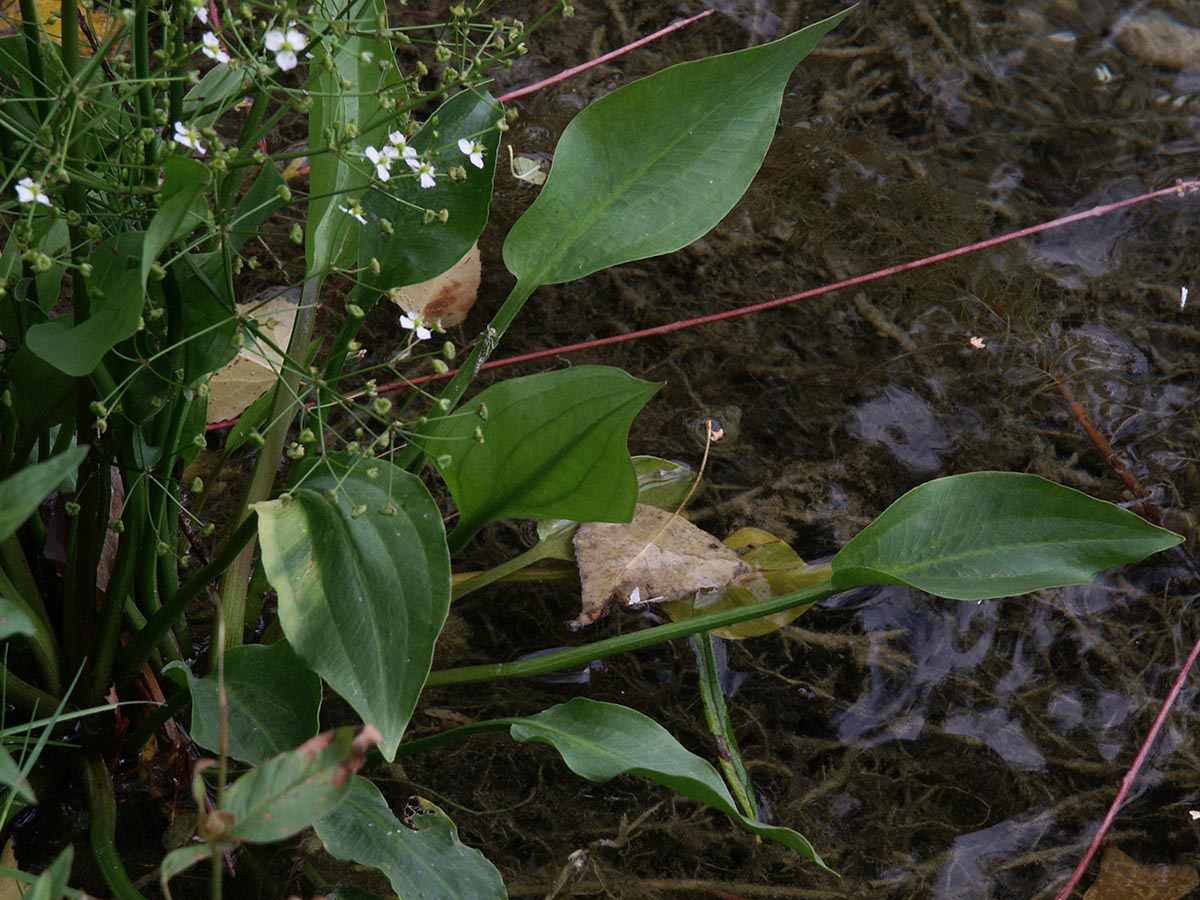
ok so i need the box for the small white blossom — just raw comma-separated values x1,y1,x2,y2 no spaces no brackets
388,131,418,160
457,138,486,169
406,156,436,189
969,335,986,349
364,145,398,181
400,313,432,341
173,121,206,155
201,32,230,64
339,200,367,225
189,0,208,23
15,177,51,207
265,25,306,72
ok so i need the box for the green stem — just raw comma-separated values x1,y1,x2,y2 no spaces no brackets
90,476,144,703
693,633,757,819
450,539,568,602
426,583,829,687
0,542,62,694
118,514,258,679
0,534,50,632
396,278,537,472
77,751,151,900
216,273,322,651
15,0,49,122
0,660,62,712
121,686,189,756
394,718,520,759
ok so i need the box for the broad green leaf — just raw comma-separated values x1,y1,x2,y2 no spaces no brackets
510,698,829,871
361,89,502,291
228,163,289,255
254,457,450,760
0,744,35,803
0,598,35,640
315,776,506,900
5,347,73,446
144,156,210,287
160,843,215,900
25,231,145,376
165,641,321,765
535,456,700,560
421,367,660,551
502,8,853,286
832,472,1184,600
306,0,396,275
0,446,87,542
224,726,376,844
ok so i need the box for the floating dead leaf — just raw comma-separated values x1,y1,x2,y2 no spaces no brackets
206,288,299,425
388,243,480,328
660,526,831,639
572,504,746,628
1083,846,1198,900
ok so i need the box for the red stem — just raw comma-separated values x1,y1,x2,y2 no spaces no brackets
1053,630,1200,899
497,10,715,103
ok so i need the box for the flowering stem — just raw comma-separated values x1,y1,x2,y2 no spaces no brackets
396,277,537,473
216,274,322,650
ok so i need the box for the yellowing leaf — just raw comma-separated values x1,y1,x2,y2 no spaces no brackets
572,504,746,627
388,243,480,328
206,288,298,424
661,527,831,639
0,0,117,55
0,838,27,900
1083,846,1198,900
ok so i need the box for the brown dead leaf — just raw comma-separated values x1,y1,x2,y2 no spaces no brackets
1083,846,1198,900
0,837,27,900
388,243,480,328
206,288,298,424
572,504,746,627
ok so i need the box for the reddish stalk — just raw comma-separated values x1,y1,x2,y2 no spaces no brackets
497,9,715,103
205,180,1199,430
389,180,1200,394
1053,631,1200,899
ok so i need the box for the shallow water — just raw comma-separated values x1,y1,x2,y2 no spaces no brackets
407,1,1200,898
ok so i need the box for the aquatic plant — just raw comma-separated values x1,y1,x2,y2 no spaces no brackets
0,1,1182,897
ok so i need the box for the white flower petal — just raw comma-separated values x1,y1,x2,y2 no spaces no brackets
457,137,472,155
264,29,283,51
275,49,298,71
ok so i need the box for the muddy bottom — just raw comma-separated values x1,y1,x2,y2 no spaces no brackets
379,1,1200,898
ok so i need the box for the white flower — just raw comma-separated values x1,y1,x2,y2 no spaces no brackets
265,25,306,72
189,0,208,23
457,138,486,169
339,200,367,225
406,156,436,189
400,313,432,341
364,144,399,181
15,177,51,207
388,131,417,160
969,335,986,349
173,121,206,155
201,32,230,64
